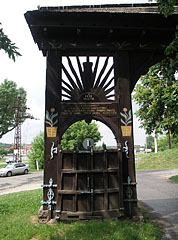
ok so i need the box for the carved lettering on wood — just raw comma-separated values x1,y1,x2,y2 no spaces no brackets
60,103,117,116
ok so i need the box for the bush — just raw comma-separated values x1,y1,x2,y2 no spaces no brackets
0,148,8,159
158,134,178,151
28,132,44,169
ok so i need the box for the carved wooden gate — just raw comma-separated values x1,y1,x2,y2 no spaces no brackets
56,149,123,220
25,4,177,222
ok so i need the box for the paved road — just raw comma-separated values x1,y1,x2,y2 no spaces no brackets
0,171,43,195
137,169,178,239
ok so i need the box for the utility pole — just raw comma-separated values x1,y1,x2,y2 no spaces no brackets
13,95,37,162
13,95,22,162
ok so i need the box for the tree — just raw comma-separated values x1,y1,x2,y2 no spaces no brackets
133,62,178,148
28,122,102,169
0,25,21,61
0,147,8,159
158,134,178,151
149,1,178,79
28,132,44,169
7,148,14,154
152,0,178,17
133,2,178,149
0,142,12,148
61,120,102,150
0,79,27,139
146,136,154,151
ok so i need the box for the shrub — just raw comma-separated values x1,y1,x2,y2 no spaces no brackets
28,132,44,169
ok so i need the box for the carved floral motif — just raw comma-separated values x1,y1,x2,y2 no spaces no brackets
120,108,132,136
45,109,58,137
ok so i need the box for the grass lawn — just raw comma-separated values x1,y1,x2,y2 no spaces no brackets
136,148,178,170
0,164,6,168
169,175,178,183
0,158,5,163
0,189,163,240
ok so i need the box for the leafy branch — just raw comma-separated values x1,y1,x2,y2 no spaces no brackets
0,26,21,61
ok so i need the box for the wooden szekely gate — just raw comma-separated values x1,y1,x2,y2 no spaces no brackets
25,4,178,222
51,53,128,220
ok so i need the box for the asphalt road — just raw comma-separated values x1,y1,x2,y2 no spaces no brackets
137,169,178,239
0,171,43,195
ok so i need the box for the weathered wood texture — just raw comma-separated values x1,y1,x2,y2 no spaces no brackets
25,4,178,221
56,150,123,220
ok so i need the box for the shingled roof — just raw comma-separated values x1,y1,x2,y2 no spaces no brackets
38,3,178,14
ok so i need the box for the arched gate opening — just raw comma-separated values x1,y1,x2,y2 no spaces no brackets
55,120,122,220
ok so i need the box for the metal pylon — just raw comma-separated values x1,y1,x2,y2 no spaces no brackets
13,95,22,162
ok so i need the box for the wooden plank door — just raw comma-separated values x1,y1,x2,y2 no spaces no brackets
57,149,122,220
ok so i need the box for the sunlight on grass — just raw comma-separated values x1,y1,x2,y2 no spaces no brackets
136,148,178,170
0,164,6,168
0,189,163,240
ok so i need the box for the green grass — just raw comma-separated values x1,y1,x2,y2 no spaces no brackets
0,164,6,168
136,148,178,170
0,158,5,163
30,168,43,172
169,175,178,183
0,189,163,240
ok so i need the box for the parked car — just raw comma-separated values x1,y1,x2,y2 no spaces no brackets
0,163,30,177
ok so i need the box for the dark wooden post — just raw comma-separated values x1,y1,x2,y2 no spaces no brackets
117,51,137,216
42,50,61,216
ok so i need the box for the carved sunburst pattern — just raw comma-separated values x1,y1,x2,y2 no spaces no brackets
61,56,115,102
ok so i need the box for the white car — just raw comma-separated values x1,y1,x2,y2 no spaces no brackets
0,163,30,177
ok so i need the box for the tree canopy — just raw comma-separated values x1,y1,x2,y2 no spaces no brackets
0,79,27,139
133,61,178,136
61,120,102,150
153,0,178,17
28,121,102,169
0,25,21,61
0,147,8,159
133,1,178,149
149,0,178,73
158,134,178,151
146,136,154,151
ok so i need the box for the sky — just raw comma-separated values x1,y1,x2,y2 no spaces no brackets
0,0,153,146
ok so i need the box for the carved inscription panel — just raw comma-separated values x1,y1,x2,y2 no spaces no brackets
60,103,118,117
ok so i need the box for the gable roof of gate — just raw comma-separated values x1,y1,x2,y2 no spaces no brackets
37,4,178,14
25,4,178,90
25,4,178,54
